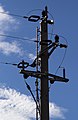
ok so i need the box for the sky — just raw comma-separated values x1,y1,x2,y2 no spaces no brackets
0,0,78,120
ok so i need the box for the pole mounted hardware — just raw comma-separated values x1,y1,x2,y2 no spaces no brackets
20,69,69,83
28,15,40,22
48,35,68,58
23,9,54,24
23,15,40,22
40,40,52,45
17,60,29,70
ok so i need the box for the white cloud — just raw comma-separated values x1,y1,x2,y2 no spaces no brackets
0,5,22,55
50,102,67,119
0,87,36,120
0,5,16,35
0,41,23,55
0,86,67,120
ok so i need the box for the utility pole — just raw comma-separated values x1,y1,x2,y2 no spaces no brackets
18,6,69,120
40,6,49,120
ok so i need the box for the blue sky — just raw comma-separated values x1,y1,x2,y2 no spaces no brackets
0,0,78,120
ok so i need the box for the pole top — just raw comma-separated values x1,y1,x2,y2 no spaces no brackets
42,6,48,18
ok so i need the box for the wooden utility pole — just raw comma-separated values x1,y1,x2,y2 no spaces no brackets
40,6,49,120
19,6,69,120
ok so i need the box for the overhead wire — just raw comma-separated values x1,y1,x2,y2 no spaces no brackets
24,78,40,115
0,9,54,44
0,61,18,67
0,10,38,67
0,11,28,19
0,34,68,76
0,10,40,43
55,47,67,74
0,34,36,42
26,9,42,16
24,79,36,102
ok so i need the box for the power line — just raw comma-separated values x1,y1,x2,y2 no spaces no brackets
0,34,36,42
0,9,43,18
0,10,55,22
0,61,17,66
26,9,42,16
0,11,41,22
0,11,28,18
55,48,67,74
24,79,40,115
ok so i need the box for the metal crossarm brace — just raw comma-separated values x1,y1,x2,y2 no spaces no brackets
20,70,69,83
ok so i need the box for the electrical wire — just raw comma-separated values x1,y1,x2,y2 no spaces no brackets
0,61,17,66
0,33,67,73
24,78,40,115
0,11,28,18
55,48,67,74
24,79,36,102
0,11,39,43
26,9,42,16
0,9,42,20
0,34,36,42
0,10,54,43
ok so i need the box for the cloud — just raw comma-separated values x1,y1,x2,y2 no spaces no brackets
50,103,67,119
0,41,23,55
0,87,36,120
0,5,16,35
0,5,22,55
0,86,67,120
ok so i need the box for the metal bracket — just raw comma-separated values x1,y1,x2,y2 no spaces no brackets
20,70,69,83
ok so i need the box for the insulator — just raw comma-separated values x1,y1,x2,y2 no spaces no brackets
55,35,59,43
63,68,65,78
60,44,67,48
28,15,40,22
42,10,46,17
